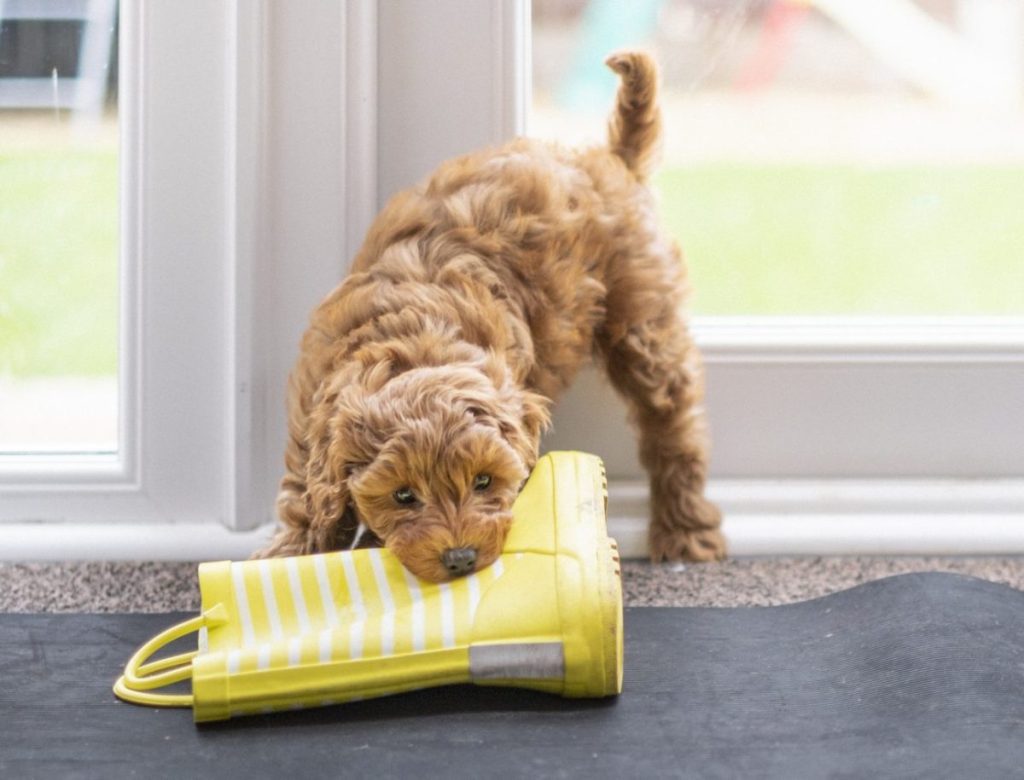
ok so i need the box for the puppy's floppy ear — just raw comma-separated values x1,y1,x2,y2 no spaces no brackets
466,386,551,469
505,389,552,467
302,385,367,552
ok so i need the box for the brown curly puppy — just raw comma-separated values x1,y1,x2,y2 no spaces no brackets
256,51,725,581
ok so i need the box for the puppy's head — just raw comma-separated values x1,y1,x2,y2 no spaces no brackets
305,364,549,582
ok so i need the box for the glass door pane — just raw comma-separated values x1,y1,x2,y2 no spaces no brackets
532,0,1024,315
0,0,119,453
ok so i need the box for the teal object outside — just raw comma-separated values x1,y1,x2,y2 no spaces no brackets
557,0,664,113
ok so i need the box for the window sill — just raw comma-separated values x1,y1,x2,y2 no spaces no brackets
610,477,1024,557
2,476,1020,561
0,522,272,562
694,316,1024,364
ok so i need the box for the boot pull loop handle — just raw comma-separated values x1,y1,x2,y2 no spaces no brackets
113,605,226,708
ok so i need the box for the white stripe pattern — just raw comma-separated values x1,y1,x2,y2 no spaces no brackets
284,557,312,635
224,549,512,679
466,572,481,622
312,554,341,630
318,629,333,663
257,644,271,670
401,566,426,652
257,560,284,641
340,554,365,618
230,562,256,646
439,582,455,648
257,560,285,670
368,549,395,656
340,554,365,658
349,622,365,660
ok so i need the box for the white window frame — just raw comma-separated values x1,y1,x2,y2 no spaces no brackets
1,1,260,556
2,0,1020,560
0,1,378,559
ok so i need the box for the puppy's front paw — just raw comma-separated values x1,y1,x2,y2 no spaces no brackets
649,495,726,562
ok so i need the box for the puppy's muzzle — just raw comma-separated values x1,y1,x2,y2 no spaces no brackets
441,547,477,577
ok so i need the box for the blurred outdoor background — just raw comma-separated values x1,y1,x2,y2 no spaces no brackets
0,0,118,452
533,0,1024,314
2,1,1024,454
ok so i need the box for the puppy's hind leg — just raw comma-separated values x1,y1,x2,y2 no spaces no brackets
596,250,725,563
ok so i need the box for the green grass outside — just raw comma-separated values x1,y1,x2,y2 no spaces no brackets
0,148,119,376
655,164,1024,315
1,153,1022,377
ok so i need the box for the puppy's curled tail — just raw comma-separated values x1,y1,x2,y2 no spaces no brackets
605,51,662,181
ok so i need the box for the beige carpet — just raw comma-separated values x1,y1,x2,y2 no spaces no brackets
3,556,1024,612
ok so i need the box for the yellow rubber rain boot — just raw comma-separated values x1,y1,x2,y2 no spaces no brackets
113,451,623,722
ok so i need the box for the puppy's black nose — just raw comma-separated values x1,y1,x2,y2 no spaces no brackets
441,547,477,576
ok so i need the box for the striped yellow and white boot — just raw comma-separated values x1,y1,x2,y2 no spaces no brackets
114,451,623,722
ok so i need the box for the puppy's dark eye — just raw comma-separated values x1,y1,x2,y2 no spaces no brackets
473,474,491,491
393,487,417,505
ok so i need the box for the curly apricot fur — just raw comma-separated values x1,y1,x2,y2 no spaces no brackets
255,51,725,579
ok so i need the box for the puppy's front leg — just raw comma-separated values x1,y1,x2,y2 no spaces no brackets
597,266,725,562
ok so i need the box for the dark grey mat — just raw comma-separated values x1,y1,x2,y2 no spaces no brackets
3,572,1023,779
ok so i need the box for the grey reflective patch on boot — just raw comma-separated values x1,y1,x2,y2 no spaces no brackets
469,642,565,680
